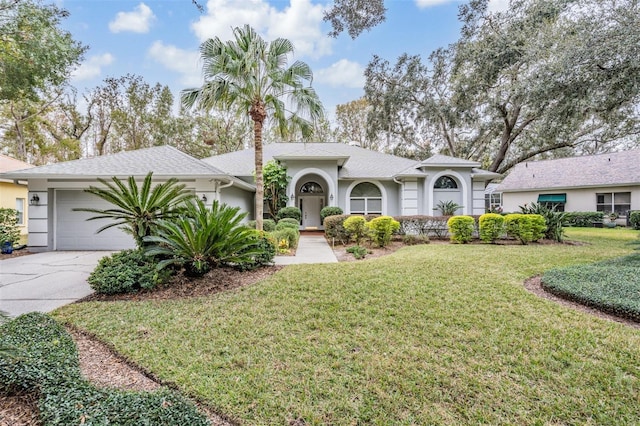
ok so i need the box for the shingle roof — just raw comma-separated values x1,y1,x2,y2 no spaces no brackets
419,154,480,168
497,149,640,192
1,146,228,179
0,154,33,173
202,143,423,179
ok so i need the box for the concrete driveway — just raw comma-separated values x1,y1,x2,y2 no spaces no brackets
0,251,111,318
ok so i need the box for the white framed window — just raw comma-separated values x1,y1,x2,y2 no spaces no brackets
349,182,382,215
596,192,631,216
16,198,25,225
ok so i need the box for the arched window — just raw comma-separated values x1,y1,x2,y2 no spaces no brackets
350,182,382,215
434,176,458,189
300,181,324,194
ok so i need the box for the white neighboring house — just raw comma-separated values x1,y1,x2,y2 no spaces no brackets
496,149,640,220
1,143,500,251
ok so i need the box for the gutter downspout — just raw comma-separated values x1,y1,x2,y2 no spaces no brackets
213,179,234,202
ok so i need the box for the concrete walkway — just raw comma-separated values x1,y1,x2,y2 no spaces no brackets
0,251,110,317
274,234,338,265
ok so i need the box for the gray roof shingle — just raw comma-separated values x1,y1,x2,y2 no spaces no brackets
497,149,640,191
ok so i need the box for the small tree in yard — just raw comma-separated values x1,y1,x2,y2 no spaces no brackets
263,160,290,220
0,208,20,246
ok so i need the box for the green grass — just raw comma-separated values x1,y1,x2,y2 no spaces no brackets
54,228,640,425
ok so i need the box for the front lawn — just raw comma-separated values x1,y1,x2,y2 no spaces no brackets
54,228,640,425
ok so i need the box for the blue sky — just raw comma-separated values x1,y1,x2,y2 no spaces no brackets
60,0,507,119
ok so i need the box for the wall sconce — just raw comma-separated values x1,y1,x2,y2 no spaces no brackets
329,194,334,201
201,194,207,203
290,193,295,201
30,194,40,206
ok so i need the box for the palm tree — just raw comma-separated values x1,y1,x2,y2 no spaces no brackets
181,24,324,230
74,172,194,249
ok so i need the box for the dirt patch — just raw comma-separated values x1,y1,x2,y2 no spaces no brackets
0,249,33,261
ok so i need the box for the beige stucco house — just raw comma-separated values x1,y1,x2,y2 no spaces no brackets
0,154,34,244
497,149,640,219
1,143,500,251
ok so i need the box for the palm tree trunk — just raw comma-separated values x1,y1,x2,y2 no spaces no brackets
251,102,267,231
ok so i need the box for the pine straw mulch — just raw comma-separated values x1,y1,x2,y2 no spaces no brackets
1,238,636,425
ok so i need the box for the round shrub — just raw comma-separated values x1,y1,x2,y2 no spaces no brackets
88,250,171,294
504,214,534,244
324,214,350,244
277,217,300,227
367,216,400,247
321,206,343,222
276,207,301,222
479,213,505,243
263,219,277,232
276,221,299,231
447,215,475,244
272,227,299,250
343,215,369,245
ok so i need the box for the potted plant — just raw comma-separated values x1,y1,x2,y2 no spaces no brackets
605,212,618,228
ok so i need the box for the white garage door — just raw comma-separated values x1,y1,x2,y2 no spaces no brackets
56,190,136,250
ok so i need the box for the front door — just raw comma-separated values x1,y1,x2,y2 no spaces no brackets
300,196,323,228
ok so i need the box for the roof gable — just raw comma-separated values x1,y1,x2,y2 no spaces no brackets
497,149,640,191
419,154,480,168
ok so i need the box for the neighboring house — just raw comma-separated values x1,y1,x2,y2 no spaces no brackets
0,154,34,244
0,143,499,251
496,149,640,219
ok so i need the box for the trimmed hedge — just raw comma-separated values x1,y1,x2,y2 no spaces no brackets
343,216,369,245
0,313,210,425
367,216,400,248
447,215,475,244
320,206,343,222
276,207,301,222
564,211,604,227
479,213,505,243
542,254,640,322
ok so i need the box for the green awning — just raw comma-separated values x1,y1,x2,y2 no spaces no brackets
538,194,566,203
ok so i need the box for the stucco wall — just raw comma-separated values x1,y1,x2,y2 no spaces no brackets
0,181,29,243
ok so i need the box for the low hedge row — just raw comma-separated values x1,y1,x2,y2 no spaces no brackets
542,254,640,322
563,211,605,227
0,313,210,425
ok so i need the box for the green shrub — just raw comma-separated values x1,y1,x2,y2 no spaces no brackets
272,227,299,250
447,215,475,244
145,201,263,277
324,214,351,245
479,213,505,243
542,254,640,321
343,216,369,245
276,207,301,222
276,218,300,229
630,211,640,230
346,245,368,260
367,216,400,247
564,211,604,227
434,200,463,216
234,232,276,271
519,202,566,242
0,208,20,245
0,313,210,425
529,214,547,241
263,219,276,232
320,206,343,222
88,250,170,294
504,214,535,245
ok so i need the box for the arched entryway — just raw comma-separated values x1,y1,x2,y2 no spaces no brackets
291,173,331,229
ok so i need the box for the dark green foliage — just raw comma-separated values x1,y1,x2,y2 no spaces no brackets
276,218,300,228
145,201,263,277
479,213,505,243
75,172,194,249
0,313,210,425
263,160,291,220
272,227,299,250
542,254,640,321
367,215,400,247
343,215,369,245
263,219,277,232
88,250,170,294
346,245,368,259
564,212,605,227
519,202,566,242
447,215,475,244
630,211,640,230
276,207,302,222
0,208,20,245
234,232,276,271
320,206,344,222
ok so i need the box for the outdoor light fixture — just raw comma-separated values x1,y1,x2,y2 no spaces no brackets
290,193,295,200
201,194,207,202
30,194,40,206
330,194,334,201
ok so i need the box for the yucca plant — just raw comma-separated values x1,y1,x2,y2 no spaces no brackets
75,172,194,249
144,200,263,277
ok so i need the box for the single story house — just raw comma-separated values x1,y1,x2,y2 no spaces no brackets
0,143,500,251
496,149,640,219
0,154,34,244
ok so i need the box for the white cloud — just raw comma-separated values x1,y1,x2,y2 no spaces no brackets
415,0,455,7
148,41,202,87
487,0,510,12
71,53,115,81
315,59,365,89
109,3,156,34
191,0,332,59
